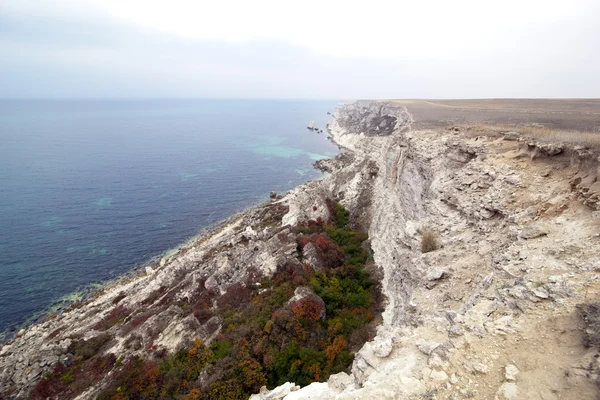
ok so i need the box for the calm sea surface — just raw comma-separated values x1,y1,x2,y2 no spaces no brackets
0,99,339,336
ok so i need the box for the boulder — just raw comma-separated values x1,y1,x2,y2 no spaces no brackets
302,242,323,272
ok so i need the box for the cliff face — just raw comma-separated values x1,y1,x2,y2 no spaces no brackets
255,102,600,399
3,101,600,400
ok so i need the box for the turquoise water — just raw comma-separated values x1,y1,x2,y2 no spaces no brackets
0,99,339,337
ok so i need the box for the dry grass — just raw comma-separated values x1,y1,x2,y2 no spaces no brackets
517,126,600,147
463,123,600,148
420,229,439,253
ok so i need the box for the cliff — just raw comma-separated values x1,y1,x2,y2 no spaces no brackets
2,100,600,400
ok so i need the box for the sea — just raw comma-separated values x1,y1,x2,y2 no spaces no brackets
0,99,340,338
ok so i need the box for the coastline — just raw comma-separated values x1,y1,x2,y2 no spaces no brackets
1,127,343,344
1,180,333,344
5,99,600,399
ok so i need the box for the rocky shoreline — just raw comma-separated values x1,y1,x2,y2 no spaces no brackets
3,100,600,399
1,200,277,344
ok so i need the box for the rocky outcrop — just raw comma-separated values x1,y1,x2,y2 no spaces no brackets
0,201,301,398
255,102,600,399
3,101,600,399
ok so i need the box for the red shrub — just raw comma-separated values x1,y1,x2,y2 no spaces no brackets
290,298,323,322
92,305,130,331
272,260,311,286
298,234,345,269
131,313,153,328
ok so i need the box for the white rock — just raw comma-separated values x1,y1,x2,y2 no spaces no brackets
505,364,520,382
547,275,563,284
416,339,442,355
430,369,448,382
250,382,301,400
405,220,419,238
145,266,155,275
450,373,459,384
465,361,489,374
372,338,394,358
426,268,447,281
496,382,519,399
327,372,353,393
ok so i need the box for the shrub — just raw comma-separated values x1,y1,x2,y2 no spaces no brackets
92,305,130,331
37,201,382,400
420,229,439,253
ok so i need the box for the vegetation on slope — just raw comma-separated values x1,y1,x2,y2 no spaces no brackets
31,200,381,399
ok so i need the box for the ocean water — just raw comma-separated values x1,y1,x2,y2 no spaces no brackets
0,99,339,336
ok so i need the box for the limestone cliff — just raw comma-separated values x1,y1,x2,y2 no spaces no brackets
254,101,600,399
3,101,600,400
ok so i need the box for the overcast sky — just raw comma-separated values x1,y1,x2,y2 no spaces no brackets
1,0,599,99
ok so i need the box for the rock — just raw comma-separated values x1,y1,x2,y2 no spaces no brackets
302,243,323,272
159,258,166,267
416,339,442,355
405,221,419,238
503,132,519,141
372,338,393,358
547,275,563,284
519,224,548,240
504,175,521,186
269,191,277,199
16,329,25,338
533,287,549,299
450,373,459,384
538,143,564,156
0,345,11,357
328,372,353,392
481,273,494,289
496,382,519,399
426,268,447,281
250,382,300,400
145,266,155,275
244,226,257,238
448,325,465,337
28,363,42,379
464,361,489,374
430,369,448,382
504,364,520,382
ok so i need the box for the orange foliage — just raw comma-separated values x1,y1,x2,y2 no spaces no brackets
325,336,348,368
308,363,322,381
290,298,323,322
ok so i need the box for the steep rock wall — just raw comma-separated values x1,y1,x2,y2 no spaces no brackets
254,102,600,399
